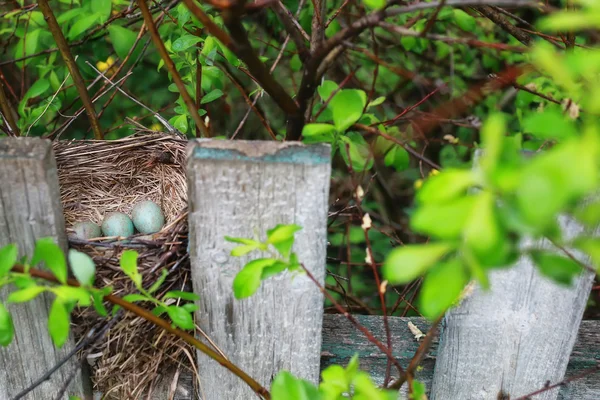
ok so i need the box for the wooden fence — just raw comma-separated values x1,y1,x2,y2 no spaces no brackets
0,137,598,400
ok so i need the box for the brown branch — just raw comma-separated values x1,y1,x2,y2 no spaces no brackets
37,0,103,139
300,263,406,378
475,5,532,46
0,82,19,136
11,264,271,400
512,364,600,400
138,0,210,138
388,314,443,390
271,1,310,60
286,0,536,140
183,0,299,117
355,123,442,171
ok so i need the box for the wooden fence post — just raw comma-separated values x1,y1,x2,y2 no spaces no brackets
430,161,597,399
187,140,331,399
0,138,90,400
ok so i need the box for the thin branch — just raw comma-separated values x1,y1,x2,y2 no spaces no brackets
271,1,310,60
11,264,271,400
475,5,532,46
37,0,103,139
299,263,406,378
85,62,176,134
512,364,600,400
0,82,19,136
183,0,299,117
138,0,210,137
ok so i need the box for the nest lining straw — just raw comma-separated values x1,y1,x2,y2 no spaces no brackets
53,131,196,399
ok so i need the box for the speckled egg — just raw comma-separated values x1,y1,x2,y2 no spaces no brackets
101,212,134,237
131,201,165,234
73,221,101,240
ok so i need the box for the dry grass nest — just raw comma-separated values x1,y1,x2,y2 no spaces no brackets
53,131,196,399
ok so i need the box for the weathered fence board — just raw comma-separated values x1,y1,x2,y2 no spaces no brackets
430,172,598,399
186,140,331,399
0,138,89,400
157,315,600,400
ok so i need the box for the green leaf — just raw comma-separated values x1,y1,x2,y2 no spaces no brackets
231,244,261,257
573,237,600,271
538,11,600,32
383,243,454,284
182,303,199,313
120,250,142,288
163,290,200,301
516,139,597,230
68,13,99,40
479,113,505,176
301,123,336,138
419,258,468,319
463,191,509,267
7,286,45,303
31,238,67,284
522,107,577,140
233,258,276,299
410,380,427,400
364,0,386,10
454,10,476,32
411,196,475,240
384,146,409,172
19,79,50,115
318,80,339,101
329,90,367,132
53,286,91,306
152,305,167,317
68,250,95,286
368,96,386,108
531,251,582,285
173,114,188,134
267,224,301,258
320,365,349,397
260,261,288,280
0,303,14,347
0,244,18,277
271,371,321,400
57,8,82,24
172,35,203,52
123,293,150,303
339,133,374,172
416,169,476,205
148,269,169,294
574,200,600,228
108,25,138,60
48,299,70,348
201,89,224,104
91,0,111,23
166,306,195,330
92,291,108,317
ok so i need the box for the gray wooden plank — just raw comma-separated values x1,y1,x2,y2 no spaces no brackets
152,315,600,399
186,140,331,399
0,138,90,400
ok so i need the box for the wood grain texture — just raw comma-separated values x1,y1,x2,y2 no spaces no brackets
186,140,331,399
154,315,600,399
430,213,597,400
0,138,89,400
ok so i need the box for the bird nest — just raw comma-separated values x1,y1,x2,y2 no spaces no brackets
53,131,195,399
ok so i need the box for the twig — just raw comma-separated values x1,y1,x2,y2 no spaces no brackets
299,263,406,378
271,1,309,60
11,264,271,400
37,0,103,139
475,5,532,46
512,364,600,400
388,314,443,390
355,123,442,170
85,62,176,134
138,0,210,138
0,82,19,136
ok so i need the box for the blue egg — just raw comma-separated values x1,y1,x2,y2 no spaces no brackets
131,201,165,234
101,212,134,237
73,221,101,240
